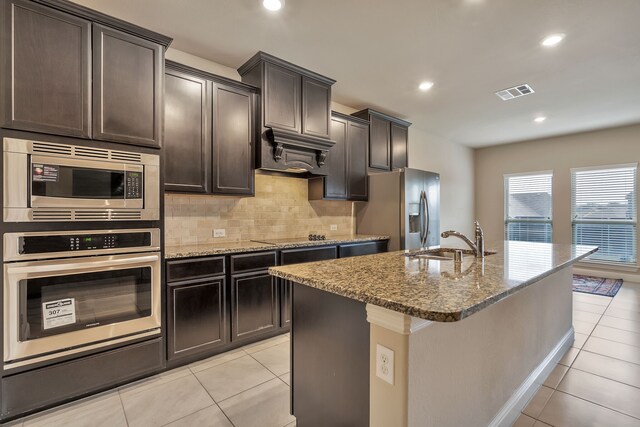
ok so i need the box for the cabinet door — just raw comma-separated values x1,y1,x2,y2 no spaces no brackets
93,24,162,147
391,123,408,170
368,114,390,170
212,83,255,195
301,76,330,139
167,277,227,360
1,0,91,137
324,116,348,199
231,270,278,342
164,69,211,193
347,120,369,201
263,62,301,133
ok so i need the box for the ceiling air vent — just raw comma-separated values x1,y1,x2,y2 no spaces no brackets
495,84,535,101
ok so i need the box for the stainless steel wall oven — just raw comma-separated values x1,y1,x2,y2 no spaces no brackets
3,229,161,369
3,138,160,222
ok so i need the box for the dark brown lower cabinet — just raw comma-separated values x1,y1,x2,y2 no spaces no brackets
231,270,279,342
167,277,227,360
164,241,387,363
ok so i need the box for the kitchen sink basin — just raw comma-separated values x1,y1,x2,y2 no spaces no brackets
406,248,496,260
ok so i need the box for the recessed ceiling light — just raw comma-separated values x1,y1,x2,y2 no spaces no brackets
418,81,434,91
541,33,565,47
534,116,547,123
262,0,284,11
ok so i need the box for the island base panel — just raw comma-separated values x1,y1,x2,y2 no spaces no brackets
291,283,370,427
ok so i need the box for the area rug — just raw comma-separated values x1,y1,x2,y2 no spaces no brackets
573,274,622,297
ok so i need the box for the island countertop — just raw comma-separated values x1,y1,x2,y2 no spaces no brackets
269,241,598,322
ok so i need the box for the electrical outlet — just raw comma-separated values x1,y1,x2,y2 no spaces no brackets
376,344,394,385
330,224,338,231
213,229,226,238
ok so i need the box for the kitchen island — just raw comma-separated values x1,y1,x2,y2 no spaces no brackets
269,241,597,427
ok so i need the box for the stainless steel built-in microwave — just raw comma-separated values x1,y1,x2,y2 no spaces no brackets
3,138,159,222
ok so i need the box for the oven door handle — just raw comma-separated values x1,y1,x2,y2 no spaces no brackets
5,254,159,275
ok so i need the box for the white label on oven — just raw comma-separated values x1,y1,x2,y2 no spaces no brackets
42,298,76,330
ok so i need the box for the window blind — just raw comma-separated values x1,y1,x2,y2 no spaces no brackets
571,165,637,265
504,173,553,243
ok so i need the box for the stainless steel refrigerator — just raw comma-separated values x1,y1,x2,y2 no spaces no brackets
356,168,440,251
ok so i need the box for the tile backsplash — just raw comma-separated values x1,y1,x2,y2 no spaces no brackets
165,173,355,246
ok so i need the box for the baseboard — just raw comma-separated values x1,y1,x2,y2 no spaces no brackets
488,327,574,427
573,266,640,283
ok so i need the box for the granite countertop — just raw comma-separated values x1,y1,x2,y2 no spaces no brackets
164,234,390,259
252,234,390,250
269,241,598,322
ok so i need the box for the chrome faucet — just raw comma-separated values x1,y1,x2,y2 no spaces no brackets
441,221,485,259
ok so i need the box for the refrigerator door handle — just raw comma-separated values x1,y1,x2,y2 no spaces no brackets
419,190,428,247
424,190,430,247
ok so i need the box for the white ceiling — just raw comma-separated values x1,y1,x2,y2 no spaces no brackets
73,0,640,147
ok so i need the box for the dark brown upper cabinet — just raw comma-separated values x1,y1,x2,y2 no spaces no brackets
238,52,335,175
309,112,369,201
164,61,258,196
351,109,411,172
1,0,91,138
390,122,408,169
346,117,370,201
302,76,331,139
263,62,301,133
93,24,163,148
211,82,255,195
0,0,171,147
164,67,211,193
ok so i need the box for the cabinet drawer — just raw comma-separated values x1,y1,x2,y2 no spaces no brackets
339,241,388,258
166,257,225,282
230,251,277,274
280,246,337,265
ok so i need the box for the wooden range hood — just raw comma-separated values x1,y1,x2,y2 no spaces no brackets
238,52,336,176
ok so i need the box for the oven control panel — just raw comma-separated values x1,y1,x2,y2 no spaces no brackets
19,232,152,255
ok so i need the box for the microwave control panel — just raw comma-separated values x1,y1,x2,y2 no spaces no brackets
125,171,143,199
19,232,152,255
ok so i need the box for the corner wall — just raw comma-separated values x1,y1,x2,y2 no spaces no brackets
475,123,640,276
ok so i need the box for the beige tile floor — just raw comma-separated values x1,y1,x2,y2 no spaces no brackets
515,281,640,427
6,282,640,427
7,334,295,427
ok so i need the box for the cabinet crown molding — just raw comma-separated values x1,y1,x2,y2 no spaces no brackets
32,0,173,46
238,51,336,86
352,108,412,127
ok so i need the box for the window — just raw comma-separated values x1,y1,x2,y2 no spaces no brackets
571,164,637,265
504,172,553,243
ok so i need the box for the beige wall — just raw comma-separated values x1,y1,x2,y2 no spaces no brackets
409,128,475,237
166,48,240,81
475,123,640,273
165,49,476,242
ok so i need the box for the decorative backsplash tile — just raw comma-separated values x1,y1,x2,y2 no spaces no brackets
165,173,355,246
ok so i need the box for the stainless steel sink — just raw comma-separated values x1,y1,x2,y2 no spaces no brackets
406,248,495,261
